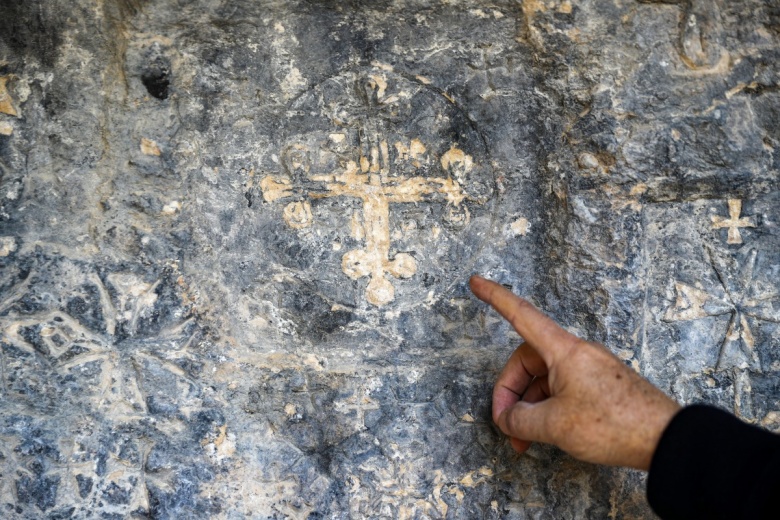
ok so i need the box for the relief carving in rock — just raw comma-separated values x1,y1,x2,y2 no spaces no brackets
256,65,496,308
0,257,223,516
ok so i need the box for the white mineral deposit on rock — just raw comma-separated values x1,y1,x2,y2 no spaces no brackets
0,76,18,117
140,137,161,156
578,152,600,170
161,200,181,215
510,217,530,236
0,236,17,256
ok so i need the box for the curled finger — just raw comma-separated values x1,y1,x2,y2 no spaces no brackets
493,343,548,424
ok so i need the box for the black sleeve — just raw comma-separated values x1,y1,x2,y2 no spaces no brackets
647,404,780,519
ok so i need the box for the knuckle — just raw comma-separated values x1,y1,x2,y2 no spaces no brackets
507,299,530,325
569,339,607,363
573,338,594,352
561,340,589,363
504,407,523,436
542,411,560,441
545,409,575,446
514,297,532,314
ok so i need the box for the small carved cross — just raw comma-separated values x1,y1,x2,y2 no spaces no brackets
711,199,755,245
337,387,380,431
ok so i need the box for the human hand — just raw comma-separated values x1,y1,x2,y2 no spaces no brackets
470,275,680,470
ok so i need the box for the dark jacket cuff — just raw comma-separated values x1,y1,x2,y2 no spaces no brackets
647,404,780,519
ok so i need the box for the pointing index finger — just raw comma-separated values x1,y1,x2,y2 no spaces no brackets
469,275,577,366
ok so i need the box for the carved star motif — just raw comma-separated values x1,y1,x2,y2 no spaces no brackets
1,272,200,422
0,261,211,515
664,249,780,371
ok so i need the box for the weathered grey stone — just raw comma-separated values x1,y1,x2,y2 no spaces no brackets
1,0,779,518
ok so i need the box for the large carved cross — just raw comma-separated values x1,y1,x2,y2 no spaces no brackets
260,137,470,307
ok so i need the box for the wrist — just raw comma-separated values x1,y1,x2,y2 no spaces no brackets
637,400,681,471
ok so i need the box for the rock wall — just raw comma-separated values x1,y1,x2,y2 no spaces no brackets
0,0,779,518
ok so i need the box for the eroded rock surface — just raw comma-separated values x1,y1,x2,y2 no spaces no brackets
1,0,779,518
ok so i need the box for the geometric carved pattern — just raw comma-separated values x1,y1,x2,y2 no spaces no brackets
664,250,780,371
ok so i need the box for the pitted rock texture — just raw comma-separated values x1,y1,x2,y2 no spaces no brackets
0,0,779,518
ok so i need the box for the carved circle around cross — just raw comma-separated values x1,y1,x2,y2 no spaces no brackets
261,66,498,308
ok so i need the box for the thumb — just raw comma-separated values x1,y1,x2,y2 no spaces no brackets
497,399,559,445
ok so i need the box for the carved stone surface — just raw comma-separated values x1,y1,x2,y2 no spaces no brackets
0,0,779,518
